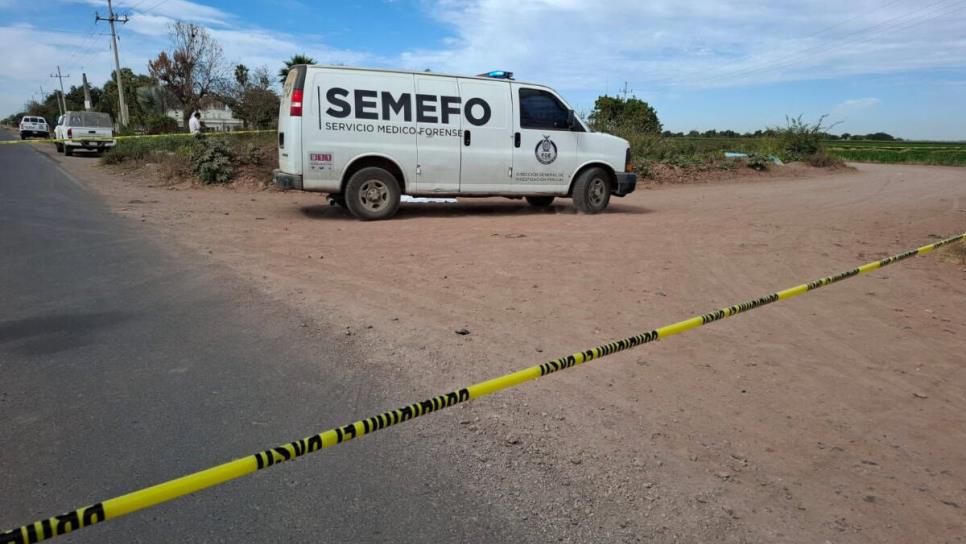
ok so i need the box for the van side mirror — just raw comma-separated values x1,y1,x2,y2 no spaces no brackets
566,109,576,129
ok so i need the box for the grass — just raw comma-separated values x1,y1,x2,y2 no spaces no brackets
825,140,966,166
626,136,966,169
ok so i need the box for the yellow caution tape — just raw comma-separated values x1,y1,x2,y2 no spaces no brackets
2,232,964,543
0,129,273,145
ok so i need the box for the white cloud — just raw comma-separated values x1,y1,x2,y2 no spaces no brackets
0,0,378,115
398,0,966,96
832,97,881,113
3,0,965,135
68,0,231,26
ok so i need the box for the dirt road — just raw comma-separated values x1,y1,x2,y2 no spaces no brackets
37,145,966,543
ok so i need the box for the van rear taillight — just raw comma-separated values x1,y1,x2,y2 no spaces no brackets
290,89,303,117
67,128,73,139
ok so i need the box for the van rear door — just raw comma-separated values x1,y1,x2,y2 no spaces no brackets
278,65,306,177
413,75,461,193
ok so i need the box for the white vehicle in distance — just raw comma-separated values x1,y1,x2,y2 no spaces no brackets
54,111,116,156
19,116,49,139
273,65,636,220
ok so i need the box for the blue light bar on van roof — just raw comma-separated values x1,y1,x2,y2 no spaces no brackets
478,70,514,80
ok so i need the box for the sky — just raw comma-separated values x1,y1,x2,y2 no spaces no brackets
1,0,965,139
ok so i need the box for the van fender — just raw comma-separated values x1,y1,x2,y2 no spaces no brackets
568,160,618,196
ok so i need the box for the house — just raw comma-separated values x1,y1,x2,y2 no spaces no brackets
167,100,244,132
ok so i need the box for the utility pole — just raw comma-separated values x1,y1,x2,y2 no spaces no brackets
97,0,129,127
50,66,70,117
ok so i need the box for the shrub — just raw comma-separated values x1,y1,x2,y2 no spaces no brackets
242,142,262,165
805,149,845,168
746,153,769,171
772,115,837,161
143,114,180,135
190,137,235,184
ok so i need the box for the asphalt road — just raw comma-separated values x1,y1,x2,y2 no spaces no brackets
0,133,529,542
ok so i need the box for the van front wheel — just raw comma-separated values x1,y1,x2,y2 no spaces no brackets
344,167,401,220
571,167,611,214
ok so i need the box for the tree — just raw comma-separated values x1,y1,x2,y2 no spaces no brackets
588,95,662,135
226,65,279,129
25,93,62,125
149,21,226,127
864,132,895,141
234,64,249,88
278,53,315,83
99,68,153,127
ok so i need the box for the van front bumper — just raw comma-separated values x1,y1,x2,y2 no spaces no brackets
273,169,303,190
612,172,637,197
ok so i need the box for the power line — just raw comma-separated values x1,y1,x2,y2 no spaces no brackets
140,0,169,16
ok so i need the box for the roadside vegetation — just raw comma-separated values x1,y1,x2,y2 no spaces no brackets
101,132,275,185
589,97,845,177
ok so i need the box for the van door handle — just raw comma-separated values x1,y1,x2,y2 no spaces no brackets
464,130,471,146
514,132,521,148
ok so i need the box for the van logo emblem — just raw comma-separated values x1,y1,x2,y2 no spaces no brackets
535,135,557,165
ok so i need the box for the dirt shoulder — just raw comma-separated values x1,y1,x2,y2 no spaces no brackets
34,141,966,543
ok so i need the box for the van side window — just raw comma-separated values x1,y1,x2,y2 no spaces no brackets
519,88,570,130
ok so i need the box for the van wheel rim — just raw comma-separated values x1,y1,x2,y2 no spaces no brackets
589,178,606,206
359,180,389,211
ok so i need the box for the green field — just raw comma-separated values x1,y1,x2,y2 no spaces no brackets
824,140,966,166
642,137,966,167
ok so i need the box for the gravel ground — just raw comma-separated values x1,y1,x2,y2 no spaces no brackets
35,142,966,543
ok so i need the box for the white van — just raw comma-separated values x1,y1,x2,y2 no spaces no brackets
273,65,636,220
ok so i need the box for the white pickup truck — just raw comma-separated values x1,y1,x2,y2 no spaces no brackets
54,111,116,156
19,116,49,139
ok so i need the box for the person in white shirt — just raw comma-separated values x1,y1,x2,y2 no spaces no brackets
188,111,202,135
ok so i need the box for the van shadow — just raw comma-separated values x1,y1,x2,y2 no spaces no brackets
299,200,651,220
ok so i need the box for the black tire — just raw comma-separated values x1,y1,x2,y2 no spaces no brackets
55,142,63,152
64,146,73,157
525,196,554,207
20,134,25,140
571,167,611,214
344,167,401,220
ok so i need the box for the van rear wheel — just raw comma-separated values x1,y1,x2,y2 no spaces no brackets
571,167,610,214
525,196,554,207
344,167,401,221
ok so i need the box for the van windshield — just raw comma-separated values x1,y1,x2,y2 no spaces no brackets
69,112,113,128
